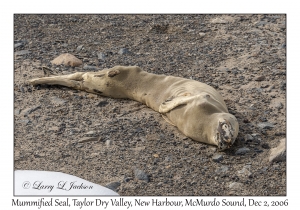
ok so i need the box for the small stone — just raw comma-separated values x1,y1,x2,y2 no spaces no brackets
50,96,67,105
269,138,286,162
255,76,266,81
19,119,30,125
14,109,21,115
255,21,268,26
133,168,149,182
228,182,243,190
51,53,82,67
261,143,270,149
97,52,106,60
21,105,41,117
49,126,60,132
199,32,206,37
235,147,250,155
211,18,228,24
78,137,98,143
274,102,283,110
84,131,96,136
14,43,24,48
258,122,275,129
105,182,121,192
95,101,109,107
124,177,133,182
105,140,112,146
212,154,223,163
244,134,254,142
83,65,98,71
76,45,83,52
237,167,252,177
15,50,31,56
215,165,229,174
118,48,130,55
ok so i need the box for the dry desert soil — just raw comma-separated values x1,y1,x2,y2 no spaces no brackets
14,14,286,196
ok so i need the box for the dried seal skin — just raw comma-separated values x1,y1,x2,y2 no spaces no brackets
51,53,82,67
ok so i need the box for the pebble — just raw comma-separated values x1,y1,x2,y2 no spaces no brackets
244,134,254,141
118,48,130,55
124,177,133,182
14,109,21,115
211,18,228,24
274,102,283,110
19,119,30,125
76,45,83,52
14,42,24,48
269,138,286,162
228,182,243,190
105,181,121,192
255,75,266,81
95,101,109,107
21,105,41,117
133,168,149,182
78,137,98,143
215,165,229,174
199,32,206,37
15,50,31,56
237,166,252,177
257,122,274,129
83,65,98,71
84,131,96,136
50,96,67,105
212,154,223,163
105,140,112,146
97,52,106,60
235,147,250,155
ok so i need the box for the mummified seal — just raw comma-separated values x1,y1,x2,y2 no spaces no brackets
29,66,239,150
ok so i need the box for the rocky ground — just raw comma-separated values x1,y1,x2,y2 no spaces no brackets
14,14,286,196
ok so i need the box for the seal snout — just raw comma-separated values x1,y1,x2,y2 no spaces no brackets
215,118,237,150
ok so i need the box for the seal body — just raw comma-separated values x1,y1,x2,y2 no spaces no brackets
30,66,239,150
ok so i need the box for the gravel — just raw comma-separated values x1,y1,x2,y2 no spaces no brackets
14,14,286,196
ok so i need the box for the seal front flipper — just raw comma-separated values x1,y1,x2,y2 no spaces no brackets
159,94,195,113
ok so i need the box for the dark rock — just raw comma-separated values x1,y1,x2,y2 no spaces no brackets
255,76,266,81
258,122,274,129
235,147,250,155
14,43,24,48
133,168,149,182
95,101,109,107
261,143,270,149
212,154,223,162
118,48,130,55
15,50,31,56
105,181,121,192
83,65,98,71
244,134,254,142
124,177,133,182
97,52,106,60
